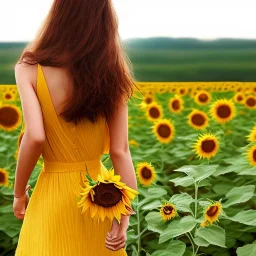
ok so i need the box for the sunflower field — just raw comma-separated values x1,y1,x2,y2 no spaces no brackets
1,82,256,256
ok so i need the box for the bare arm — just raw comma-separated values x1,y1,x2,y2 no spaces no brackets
13,63,45,198
107,95,138,192
107,94,138,231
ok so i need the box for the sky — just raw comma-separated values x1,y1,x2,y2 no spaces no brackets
0,0,255,42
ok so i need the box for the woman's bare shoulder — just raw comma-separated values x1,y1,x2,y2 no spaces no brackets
14,59,38,92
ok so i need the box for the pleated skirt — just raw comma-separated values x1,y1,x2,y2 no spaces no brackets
14,165,128,256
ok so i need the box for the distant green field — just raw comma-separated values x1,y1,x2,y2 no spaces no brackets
0,44,26,84
1,39,256,84
126,48,256,82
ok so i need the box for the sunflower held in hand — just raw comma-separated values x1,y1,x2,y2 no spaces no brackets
77,165,139,224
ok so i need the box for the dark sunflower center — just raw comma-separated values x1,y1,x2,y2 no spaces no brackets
92,183,122,208
191,114,205,126
149,107,160,119
163,205,174,215
207,206,218,217
157,124,171,138
5,93,12,99
141,167,152,179
201,139,216,153
253,149,256,162
216,105,231,118
180,89,185,95
145,97,153,104
246,97,256,107
172,100,180,110
237,95,243,101
0,172,6,183
0,107,19,127
198,93,208,103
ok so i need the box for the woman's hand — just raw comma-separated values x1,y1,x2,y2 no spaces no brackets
13,185,31,220
105,215,130,251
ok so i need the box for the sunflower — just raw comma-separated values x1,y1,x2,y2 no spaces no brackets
160,202,178,222
236,87,243,93
247,144,256,166
193,133,219,160
3,91,16,102
143,94,155,105
146,102,163,122
244,95,256,109
201,201,223,227
0,168,8,186
194,91,211,105
247,126,256,143
0,104,22,132
188,109,209,130
233,92,245,104
177,88,187,96
77,167,138,224
169,95,184,113
136,162,156,186
209,99,235,124
153,119,175,143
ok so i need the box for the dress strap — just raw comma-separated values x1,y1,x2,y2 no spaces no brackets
37,63,59,120
36,63,72,144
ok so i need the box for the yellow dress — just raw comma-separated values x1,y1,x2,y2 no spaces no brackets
15,63,128,256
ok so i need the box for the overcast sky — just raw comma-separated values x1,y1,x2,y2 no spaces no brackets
0,0,255,42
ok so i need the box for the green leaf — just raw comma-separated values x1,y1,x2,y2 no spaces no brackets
237,243,256,256
222,185,255,208
151,240,186,256
0,186,14,196
238,166,256,175
195,224,226,248
214,162,251,176
145,212,166,234
183,249,194,256
194,236,210,247
0,213,22,237
169,176,194,187
138,186,167,207
141,200,162,210
213,165,241,176
170,193,194,214
212,182,234,196
227,210,256,226
0,204,13,213
173,164,218,182
147,187,168,197
226,236,237,249
159,216,197,243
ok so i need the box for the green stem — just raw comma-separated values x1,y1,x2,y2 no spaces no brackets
140,227,147,237
137,196,141,256
185,232,195,255
194,183,198,219
195,245,200,255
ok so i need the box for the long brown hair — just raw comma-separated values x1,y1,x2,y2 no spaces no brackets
17,0,138,125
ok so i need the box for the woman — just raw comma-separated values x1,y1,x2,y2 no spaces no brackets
13,0,138,255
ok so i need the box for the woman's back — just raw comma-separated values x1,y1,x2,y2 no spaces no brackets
36,63,110,175
34,64,74,116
